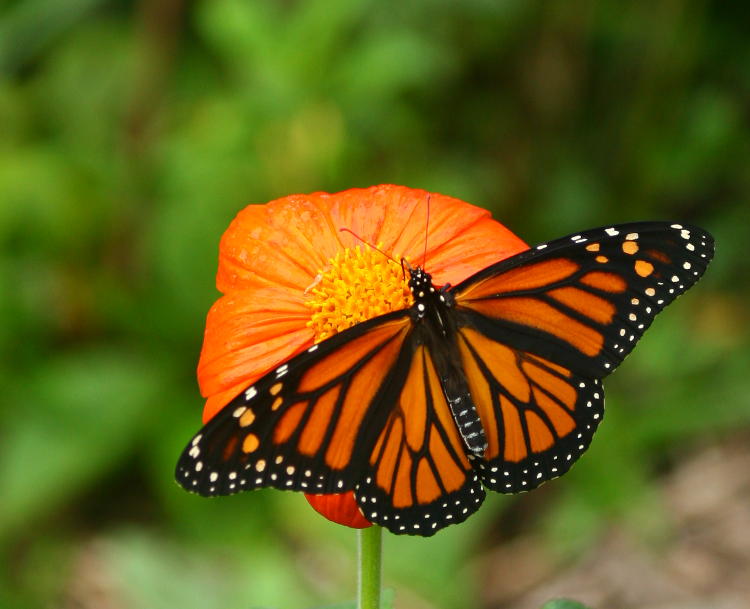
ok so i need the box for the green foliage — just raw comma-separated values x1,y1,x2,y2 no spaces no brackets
309,587,393,609
541,600,593,609
1,1,748,608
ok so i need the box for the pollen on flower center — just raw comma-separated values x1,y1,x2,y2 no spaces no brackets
305,245,414,342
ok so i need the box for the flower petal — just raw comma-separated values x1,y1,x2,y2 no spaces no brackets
316,184,528,285
198,286,312,422
425,214,529,286
216,196,342,293
215,185,528,294
304,492,372,529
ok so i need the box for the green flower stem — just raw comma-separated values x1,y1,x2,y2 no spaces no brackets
357,525,382,609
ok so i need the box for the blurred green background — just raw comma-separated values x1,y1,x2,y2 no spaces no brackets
1,1,748,608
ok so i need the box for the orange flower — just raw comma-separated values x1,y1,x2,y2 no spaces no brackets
197,184,528,528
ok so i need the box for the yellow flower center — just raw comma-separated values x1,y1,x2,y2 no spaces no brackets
305,245,414,342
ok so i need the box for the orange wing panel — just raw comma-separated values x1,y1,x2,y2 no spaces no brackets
392,447,413,508
548,287,616,324
459,258,580,300
500,395,527,462
579,271,627,293
298,319,409,392
416,457,442,504
468,297,604,357
532,387,576,437
525,410,555,453
374,418,403,494
521,361,577,410
325,332,406,469
298,387,339,455
401,351,427,452
274,402,306,444
426,429,467,494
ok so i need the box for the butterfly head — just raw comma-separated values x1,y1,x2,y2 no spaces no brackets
407,266,432,295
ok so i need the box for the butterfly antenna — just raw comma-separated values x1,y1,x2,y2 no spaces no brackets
339,228,399,265
422,193,431,268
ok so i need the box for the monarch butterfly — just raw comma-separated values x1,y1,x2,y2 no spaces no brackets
176,221,713,536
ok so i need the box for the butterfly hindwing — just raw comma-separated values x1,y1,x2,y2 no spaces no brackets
176,312,412,496
453,222,714,378
456,327,604,491
354,335,485,535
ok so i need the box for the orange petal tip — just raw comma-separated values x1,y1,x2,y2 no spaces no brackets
304,492,372,529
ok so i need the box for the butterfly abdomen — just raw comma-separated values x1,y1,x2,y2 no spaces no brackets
442,372,487,455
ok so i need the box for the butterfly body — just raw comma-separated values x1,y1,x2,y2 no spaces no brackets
177,221,713,536
406,267,488,455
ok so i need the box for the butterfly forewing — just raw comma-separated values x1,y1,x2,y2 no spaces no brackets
453,222,714,378
176,313,411,496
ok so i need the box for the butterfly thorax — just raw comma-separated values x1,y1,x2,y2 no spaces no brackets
407,267,455,327
408,267,487,456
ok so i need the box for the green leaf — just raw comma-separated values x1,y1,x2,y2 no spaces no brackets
0,349,160,541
